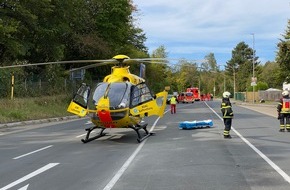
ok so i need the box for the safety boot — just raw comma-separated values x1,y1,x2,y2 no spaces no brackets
224,135,232,139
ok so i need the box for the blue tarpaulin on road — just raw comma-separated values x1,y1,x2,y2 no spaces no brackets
179,120,213,129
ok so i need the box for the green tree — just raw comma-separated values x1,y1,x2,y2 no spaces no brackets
248,81,268,91
178,61,199,88
0,0,50,63
200,53,218,94
259,61,280,89
276,19,290,84
0,0,149,98
226,42,260,92
0,0,147,62
202,52,218,71
145,45,170,93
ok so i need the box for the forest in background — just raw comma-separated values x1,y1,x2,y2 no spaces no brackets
1,0,290,99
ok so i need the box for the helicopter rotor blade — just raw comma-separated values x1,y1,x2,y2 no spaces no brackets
0,59,115,69
0,56,208,71
68,61,118,72
68,59,169,72
128,58,207,65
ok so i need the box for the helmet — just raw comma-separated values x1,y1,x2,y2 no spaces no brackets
282,90,289,97
222,91,231,98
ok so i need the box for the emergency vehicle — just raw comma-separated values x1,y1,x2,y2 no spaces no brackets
177,92,186,103
183,91,195,103
186,87,200,101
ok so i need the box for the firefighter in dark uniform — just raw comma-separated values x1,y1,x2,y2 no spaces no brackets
277,90,290,132
221,91,234,139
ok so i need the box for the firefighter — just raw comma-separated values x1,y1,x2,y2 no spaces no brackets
170,96,177,114
221,91,234,139
277,90,290,132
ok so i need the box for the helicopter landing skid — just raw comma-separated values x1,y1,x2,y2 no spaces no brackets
81,126,106,143
130,122,154,143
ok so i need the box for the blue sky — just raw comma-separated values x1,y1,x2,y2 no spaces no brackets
133,0,290,67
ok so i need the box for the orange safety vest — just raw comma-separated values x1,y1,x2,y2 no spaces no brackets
282,98,290,113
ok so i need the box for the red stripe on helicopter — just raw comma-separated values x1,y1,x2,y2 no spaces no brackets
98,109,116,128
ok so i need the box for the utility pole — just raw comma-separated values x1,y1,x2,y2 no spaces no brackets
251,33,255,103
233,66,236,100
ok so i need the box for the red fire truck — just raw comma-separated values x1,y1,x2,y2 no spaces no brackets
186,87,200,101
177,92,186,103
178,91,194,103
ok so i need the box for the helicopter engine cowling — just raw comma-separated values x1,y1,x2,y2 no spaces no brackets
103,66,145,85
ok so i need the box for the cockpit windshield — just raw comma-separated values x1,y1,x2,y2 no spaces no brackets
88,82,131,110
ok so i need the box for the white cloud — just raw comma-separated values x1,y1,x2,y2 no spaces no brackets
133,0,290,64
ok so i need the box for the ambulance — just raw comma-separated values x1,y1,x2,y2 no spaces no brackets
183,91,195,103
186,87,200,101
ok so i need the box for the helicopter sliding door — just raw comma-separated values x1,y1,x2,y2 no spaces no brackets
130,83,168,117
67,83,90,117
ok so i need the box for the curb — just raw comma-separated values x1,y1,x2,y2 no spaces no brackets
0,115,79,129
234,101,277,108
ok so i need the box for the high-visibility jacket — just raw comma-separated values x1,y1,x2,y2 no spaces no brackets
278,97,290,113
221,98,234,118
170,97,177,105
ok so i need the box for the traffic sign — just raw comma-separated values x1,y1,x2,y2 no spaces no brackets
251,82,257,86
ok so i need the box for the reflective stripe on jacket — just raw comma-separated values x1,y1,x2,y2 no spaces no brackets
221,99,233,118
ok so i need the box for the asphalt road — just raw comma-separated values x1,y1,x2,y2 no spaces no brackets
0,100,289,190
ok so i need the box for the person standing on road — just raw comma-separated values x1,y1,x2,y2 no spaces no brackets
221,91,234,139
277,90,290,132
170,96,177,114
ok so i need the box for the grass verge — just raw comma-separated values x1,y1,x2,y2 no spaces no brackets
0,95,73,124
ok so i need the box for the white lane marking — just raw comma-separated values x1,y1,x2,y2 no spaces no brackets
13,145,53,160
103,117,161,190
76,134,86,138
18,184,29,190
0,163,59,190
75,120,92,137
205,102,290,184
76,131,96,138
85,121,92,125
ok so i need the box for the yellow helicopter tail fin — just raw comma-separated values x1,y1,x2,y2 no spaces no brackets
67,101,88,117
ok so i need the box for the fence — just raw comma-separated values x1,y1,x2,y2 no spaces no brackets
0,75,97,99
234,90,282,103
258,90,282,101
234,92,246,101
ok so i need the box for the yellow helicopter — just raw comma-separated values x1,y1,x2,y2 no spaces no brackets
1,55,206,143
66,54,168,143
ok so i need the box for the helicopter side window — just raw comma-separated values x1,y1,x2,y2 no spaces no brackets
131,86,141,107
130,83,154,107
73,83,90,108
